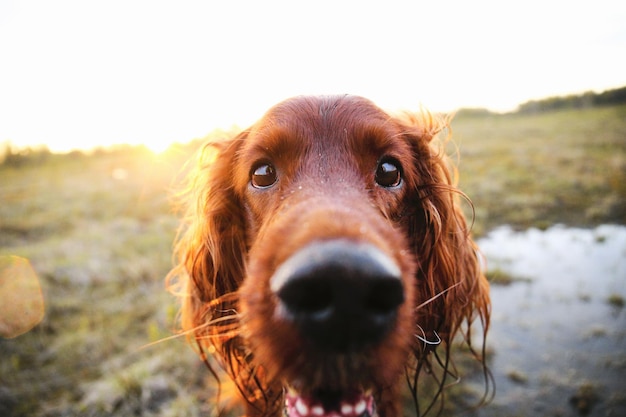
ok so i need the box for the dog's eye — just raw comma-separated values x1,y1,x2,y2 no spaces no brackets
375,159,402,188
251,163,277,188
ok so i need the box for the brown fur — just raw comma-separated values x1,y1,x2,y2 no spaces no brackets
168,95,490,416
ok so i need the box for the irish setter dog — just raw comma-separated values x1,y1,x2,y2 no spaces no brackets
169,95,490,417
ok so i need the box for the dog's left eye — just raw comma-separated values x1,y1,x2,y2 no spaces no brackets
251,163,277,188
375,159,402,188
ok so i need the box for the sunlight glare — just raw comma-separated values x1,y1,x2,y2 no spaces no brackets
143,139,172,155
0,1,624,153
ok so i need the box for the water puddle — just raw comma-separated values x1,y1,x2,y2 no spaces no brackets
476,225,626,416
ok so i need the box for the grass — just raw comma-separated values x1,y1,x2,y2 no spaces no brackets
485,268,531,286
569,382,601,415
0,145,215,416
451,104,626,236
607,293,625,308
0,105,624,416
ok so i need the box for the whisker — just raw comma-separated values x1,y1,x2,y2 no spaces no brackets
415,281,462,311
415,329,442,346
197,330,241,342
142,290,243,351
204,314,241,326
138,313,236,350
138,332,189,349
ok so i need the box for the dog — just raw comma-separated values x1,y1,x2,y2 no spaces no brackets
168,95,490,417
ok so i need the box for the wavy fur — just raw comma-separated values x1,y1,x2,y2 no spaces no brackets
168,95,490,416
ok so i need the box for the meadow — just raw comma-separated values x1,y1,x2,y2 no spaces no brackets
452,104,626,235
0,104,624,416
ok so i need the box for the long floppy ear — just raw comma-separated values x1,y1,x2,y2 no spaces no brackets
398,111,490,357
168,131,249,336
168,130,284,416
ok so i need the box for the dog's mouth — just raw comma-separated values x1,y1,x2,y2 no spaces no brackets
285,389,375,417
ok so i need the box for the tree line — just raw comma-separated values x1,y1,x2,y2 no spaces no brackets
517,85,626,114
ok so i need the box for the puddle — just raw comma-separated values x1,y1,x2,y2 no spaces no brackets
476,225,626,416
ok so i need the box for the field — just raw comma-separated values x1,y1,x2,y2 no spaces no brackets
451,105,626,235
1,104,625,416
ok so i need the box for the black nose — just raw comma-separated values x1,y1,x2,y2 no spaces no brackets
270,240,404,352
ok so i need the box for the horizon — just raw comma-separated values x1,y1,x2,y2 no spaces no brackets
1,0,625,153
2,86,623,156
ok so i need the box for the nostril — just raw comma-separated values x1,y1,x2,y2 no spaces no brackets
278,277,334,320
365,280,404,316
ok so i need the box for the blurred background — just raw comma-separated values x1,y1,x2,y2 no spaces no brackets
1,1,624,416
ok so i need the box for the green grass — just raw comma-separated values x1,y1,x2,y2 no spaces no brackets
0,105,624,416
451,104,626,235
485,268,531,286
607,293,625,308
0,146,215,416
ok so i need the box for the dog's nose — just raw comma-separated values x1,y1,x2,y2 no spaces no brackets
271,240,404,352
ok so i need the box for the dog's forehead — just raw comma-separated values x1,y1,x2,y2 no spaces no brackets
259,95,390,130
247,95,398,150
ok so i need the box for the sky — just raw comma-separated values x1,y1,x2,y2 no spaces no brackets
1,0,625,153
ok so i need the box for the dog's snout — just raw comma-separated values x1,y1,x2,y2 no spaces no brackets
271,240,404,351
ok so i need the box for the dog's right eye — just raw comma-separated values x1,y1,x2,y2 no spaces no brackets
251,163,277,188
375,158,402,188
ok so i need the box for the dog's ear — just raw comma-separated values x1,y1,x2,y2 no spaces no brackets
168,131,249,334
398,111,490,354
168,129,285,415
